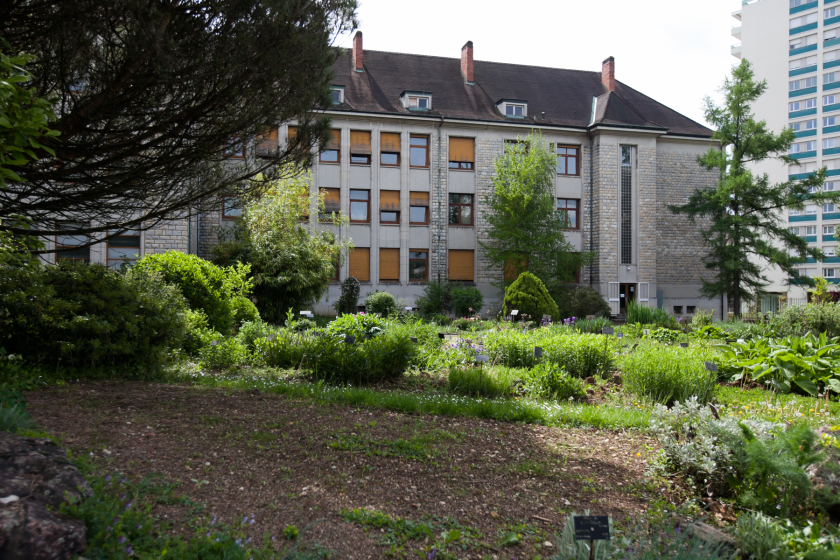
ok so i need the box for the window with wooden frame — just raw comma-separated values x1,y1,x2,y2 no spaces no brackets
320,129,340,164
223,136,245,158
330,259,340,282
410,135,430,168
556,145,580,176
349,189,370,223
223,196,242,219
503,254,528,283
409,192,430,224
557,199,580,229
381,132,401,166
107,229,141,269
448,194,473,226
380,191,400,223
350,130,372,165
288,125,299,145
409,250,428,282
256,129,278,157
349,247,370,282
380,248,400,282
320,188,340,222
448,137,475,170
448,249,474,282
56,223,90,263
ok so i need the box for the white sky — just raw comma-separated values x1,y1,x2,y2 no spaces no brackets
336,0,740,128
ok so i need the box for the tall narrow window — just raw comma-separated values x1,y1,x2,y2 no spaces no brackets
448,137,475,170
556,146,580,176
448,250,474,282
409,250,428,281
349,190,370,223
448,194,473,225
409,192,430,224
56,223,90,263
557,199,579,229
320,129,340,163
349,247,370,282
350,130,372,165
107,230,141,269
410,135,429,168
320,188,340,222
379,248,400,282
223,196,242,219
620,146,633,265
381,132,401,166
380,191,400,223
256,129,278,157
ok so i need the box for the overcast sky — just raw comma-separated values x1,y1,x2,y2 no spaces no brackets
336,0,739,128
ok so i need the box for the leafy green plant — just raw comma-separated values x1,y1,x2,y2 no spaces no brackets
231,296,260,327
775,303,840,338
451,285,484,318
645,327,684,344
283,525,299,540
0,405,32,432
620,345,718,405
555,286,611,320
503,272,559,321
735,512,793,560
197,333,251,370
325,313,384,340
447,366,520,399
525,362,586,401
416,279,453,317
573,317,610,335
365,291,397,317
691,308,716,328
483,329,611,378
334,277,360,315
236,320,282,352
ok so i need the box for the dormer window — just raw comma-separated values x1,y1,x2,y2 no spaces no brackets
401,91,433,111
497,99,528,119
331,86,345,105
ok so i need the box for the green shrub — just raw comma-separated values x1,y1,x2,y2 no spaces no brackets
620,345,717,405
775,303,840,338
0,262,188,372
734,512,792,560
573,317,610,334
184,309,211,355
627,301,670,325
291,318,317,332
236,320,282,352
503,272,559,321
483,330,612,378
0,405,32,432
197,332,251,370
134,251,251,333
451,285,484,317
556,286,611,320
325,313,384,339
231,296,260,327
416,279,453,317
691,308,716,328
448,366,520,398
334,277,360,315
365,291,397,317
526,362,586,401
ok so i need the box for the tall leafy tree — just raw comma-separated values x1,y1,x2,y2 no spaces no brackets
480,132,588,297
211,166,352,322
670,59,839,317
0,0,357,247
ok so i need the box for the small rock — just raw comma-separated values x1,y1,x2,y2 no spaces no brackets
0,496,18,504
205,462,210,467
543,541,554,548
563,498,571,506
489,511,499,518
584,377,597,385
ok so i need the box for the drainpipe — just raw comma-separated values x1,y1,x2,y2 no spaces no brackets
437,116,445,281
588,133,594,287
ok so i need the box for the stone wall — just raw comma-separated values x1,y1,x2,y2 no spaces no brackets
593,142,620,284
143,214,194,255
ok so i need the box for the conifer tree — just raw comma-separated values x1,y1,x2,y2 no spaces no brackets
670,60,839,317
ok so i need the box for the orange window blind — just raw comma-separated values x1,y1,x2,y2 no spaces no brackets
326,129,341,150
409,191,429,206
380,190,400,210
381,132,401,153
321,188,340,213
448,250,474,282
350,130,372,154
503,254,528,282
288,126,298,141
449,137,475,163
349,248,370,282
380,248,400,282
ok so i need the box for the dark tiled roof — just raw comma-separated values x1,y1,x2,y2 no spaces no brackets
331,49,713,138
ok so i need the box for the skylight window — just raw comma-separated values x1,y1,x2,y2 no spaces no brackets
506,104,524,117
496,99,528,118
400,91,433,111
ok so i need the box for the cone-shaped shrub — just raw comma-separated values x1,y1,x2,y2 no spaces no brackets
503,272,559,320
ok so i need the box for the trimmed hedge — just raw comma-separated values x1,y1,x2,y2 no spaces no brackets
503,272,559,321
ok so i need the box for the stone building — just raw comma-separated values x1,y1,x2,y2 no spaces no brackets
47,32,721,317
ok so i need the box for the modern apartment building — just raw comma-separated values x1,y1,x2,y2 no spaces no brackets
49,32,721,318
733,0,840,309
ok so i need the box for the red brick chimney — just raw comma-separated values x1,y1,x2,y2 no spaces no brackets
461,41,474,84
602,56,615,92
353,31,363,72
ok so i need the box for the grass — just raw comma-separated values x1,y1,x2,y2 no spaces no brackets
328,429,462,462
447,365,521,398
620,344,719,406
716,385,840,427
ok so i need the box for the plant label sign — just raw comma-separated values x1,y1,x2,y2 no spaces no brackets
534,346,543,358
616,333,624,339
475,354,489,363
300,310,311,315
602,327,614,336
586,315,595,320
438,332,446,340
344,336,356,345
680,342,689,348
704,361,718,372
542,314,552,321
573,516,610,541
643,329,650,336
510,310,519,316
405,307,413,312
410,337,418,343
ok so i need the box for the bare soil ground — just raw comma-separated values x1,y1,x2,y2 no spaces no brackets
27,381,671,559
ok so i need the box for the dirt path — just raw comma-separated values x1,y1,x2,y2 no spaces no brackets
28,381,667,559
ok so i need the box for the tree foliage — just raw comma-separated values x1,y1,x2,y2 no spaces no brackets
480,132,588,295
670,60,840,316
212,168,352,322
502,271,559,321
0,0,357,245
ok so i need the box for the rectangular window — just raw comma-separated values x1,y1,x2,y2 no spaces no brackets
790,226,801,235
807,204,819,214
825,203,837,213
826,138,837,149
223,136,245,158
320,188,340,221
807,140,817,150
810,184,820,194
331,88,344,104
448,193,474,226
557,145,580,176
557,198,580,229
408,96,430,109
379,248,399,282
790,209,802,216
807,226,818,235
448,249,474,282
791,13,818,28
349,247,370,283
827,248,838,257
349,130,372,165
505,104,525,117
827,7,838,19
807,97,819,108
320,129,340,164
825,268,837,278
673,306,683,314
56,224,90,263
349,190,370,223
791,77,818,90
409,191,430,224
827,72,839,84
620,146,633,265
792,119,818,131
687,305,696,314
409,135,429,168
827,117,838,127
223,196,242,219
380,190,400,223
448,137,475,170
380,132,401,166
825,225,836,235
409,250,428,282
256,129,278,157
825,95,837,106
828,28,839,42
791,101,803,112
827,181,837,191
107,230,141,269
828,50,840,63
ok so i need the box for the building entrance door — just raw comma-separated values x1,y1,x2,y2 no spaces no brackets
619,283,636,313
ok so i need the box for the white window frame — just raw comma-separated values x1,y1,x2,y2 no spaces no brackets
807,204,819,214
825,138,837,149
826,181,836,191
790,209,802,216
807,97,819,108
827,247,838,257
806,140,817,150
825,95,837,106
825,268,837,278
791,101,803,112
409,96,430,109
826,72,838,84
827,7,838,19
807,226,818,235
330,86,344,104
826,116,837,127
825,203,837,213
825,225,836,235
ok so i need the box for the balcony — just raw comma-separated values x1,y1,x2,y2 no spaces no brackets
790,44,818,55
790,65,817,76
791,0,818,14
732,45,742,59
790,86,817,98
731,9,741,21
791,22,819,36
795,129,817,138
790,151,817,159
731,26,741,40
790,107,817,118
790,214,817,222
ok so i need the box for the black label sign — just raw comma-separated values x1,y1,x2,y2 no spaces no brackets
534,346,543,358
573,516,610,541
344,336,356,345
704,361,718,372
602,327,614,335
680,342,689,348
410,337,418,343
